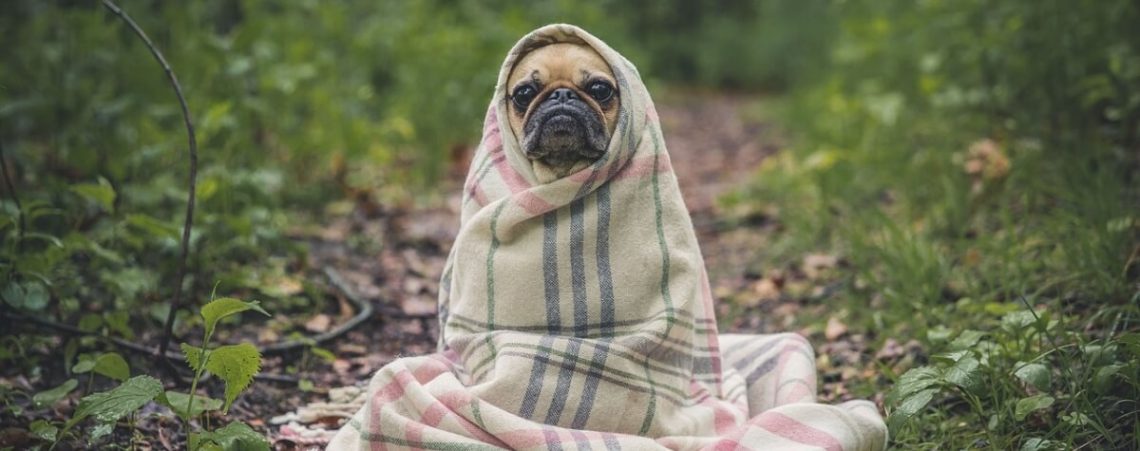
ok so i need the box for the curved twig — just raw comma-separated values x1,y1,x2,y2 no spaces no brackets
100,0,199,360
4,266,389,384
259,266,377,354
0,141,25,250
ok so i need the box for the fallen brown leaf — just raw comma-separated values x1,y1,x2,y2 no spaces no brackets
304,314,332,334
825,317,848,341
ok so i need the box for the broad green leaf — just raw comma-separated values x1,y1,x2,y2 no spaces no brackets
93,353,130,382
1015,394,1054,420
887,366,940,404
69,375,162,427
887,388,937,431
1002,310,1038,333
948,330,985,350
196,421,270,451
933,350,969,363
90,423,114,441
72,355,96,374
29,419,58,442
104,311,135,340
1117,333,1140,355
200,298,269,340
1020,437,1060,451
161,391,223,420
125,213,180,240
1092,364,1125,394
33,379,77,408
181,343,209,373
943,356,982,393
926,326,952,343
206,343,262,413
77,314,103,332
3,281,50,311
1013,362,1050,391
71,179,116,212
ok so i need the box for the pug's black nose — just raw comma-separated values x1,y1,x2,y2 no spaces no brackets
547,88,579,103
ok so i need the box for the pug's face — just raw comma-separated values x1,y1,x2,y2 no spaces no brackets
506,43,619,178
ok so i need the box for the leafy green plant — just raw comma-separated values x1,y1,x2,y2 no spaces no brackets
887,308,1139,449
47,298,271,450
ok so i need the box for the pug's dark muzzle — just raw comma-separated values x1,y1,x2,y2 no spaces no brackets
521,88,608,166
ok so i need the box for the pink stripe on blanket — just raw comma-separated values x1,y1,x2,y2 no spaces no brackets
753,412,843,451
514,190,557,215
369,370,415,451
568,154,673,184
493,427,566,448
774,340,814,405
435,392,510,447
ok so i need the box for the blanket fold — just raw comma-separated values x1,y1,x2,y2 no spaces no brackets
331,24,888,450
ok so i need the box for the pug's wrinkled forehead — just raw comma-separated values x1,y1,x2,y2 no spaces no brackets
506,43,616,98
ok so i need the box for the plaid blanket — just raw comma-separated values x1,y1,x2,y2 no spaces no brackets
330,24,888,450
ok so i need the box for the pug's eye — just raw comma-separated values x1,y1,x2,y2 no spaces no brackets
587,81,615,102
511,85,537,110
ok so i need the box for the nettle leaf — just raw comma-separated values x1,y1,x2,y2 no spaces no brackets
196,421,270,451
943,355,982,393
33,379,78,408
90,423,114,441
182,343,209,373
1013,362,1051,391
1015,394,1055,420
887,388,938,431
948,330,985,350
70,375,162,427
200,298,270,339
934,350,969,363
207,344,262,413
92,353,130,382
161,391,223,420
887,366,940,404
1002,310,1039,333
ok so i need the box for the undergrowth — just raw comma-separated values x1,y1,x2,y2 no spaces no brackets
728,0,1140,448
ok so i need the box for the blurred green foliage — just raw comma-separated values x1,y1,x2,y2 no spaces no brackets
728,0,1140,447
0,0,810,332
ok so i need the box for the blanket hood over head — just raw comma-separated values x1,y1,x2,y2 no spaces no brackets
331,24,887,450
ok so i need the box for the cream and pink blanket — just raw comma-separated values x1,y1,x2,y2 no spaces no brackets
330,24,887,450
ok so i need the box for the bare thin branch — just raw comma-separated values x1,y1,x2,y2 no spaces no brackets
100,0,199,360
0,141,24,250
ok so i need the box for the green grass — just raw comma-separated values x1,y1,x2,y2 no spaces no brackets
729,74,1139,451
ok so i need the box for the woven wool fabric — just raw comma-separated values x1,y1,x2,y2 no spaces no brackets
330,24,888,450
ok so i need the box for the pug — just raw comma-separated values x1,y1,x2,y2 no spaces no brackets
506,43,620,180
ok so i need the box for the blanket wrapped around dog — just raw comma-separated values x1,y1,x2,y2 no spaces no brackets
330,24,888,450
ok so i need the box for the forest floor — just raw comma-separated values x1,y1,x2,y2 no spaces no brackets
0,93,895,450
252,92,890,448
